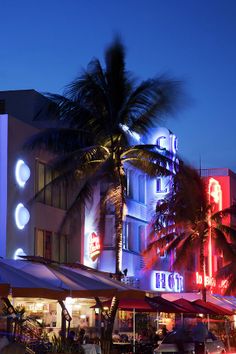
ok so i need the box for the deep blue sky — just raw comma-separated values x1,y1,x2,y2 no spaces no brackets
1,0,236,170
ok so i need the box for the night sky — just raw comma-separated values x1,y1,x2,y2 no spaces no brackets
1,0,236,171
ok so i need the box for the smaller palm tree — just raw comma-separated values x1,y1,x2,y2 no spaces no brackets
143,164,236,300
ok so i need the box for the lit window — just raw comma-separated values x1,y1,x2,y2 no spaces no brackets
138,175,146,203
35,228,67,262
123,222,130,250
138,225,146,252
127,170,134,199
156,177,168,193
36,161,67,209
156,136,167,150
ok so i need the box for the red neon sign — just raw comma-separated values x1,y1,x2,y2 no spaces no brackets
195,272,216,287
89,231,101,261
208,178,222,212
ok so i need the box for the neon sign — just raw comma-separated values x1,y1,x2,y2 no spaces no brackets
88,231,101,261
151,271,183,292
208,178,222,212
195,272,216,287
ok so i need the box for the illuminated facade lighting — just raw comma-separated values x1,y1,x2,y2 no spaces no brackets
13,248,26,260
15,203,30,230
15,159,31,187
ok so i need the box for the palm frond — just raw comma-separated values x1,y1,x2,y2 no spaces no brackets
124,77,183,135
215,224,236,243
24,128,92,154
58,182,93,234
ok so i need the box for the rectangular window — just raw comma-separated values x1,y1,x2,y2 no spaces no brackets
59,234,68,263
127,170,134,199
37,162,45,202
35,160,67,209
35,229,44,257
156,177,168,193
45,231,52,259
138,175,146,203
138,225,145,253
35,228,67,262
123,222,129,250
45,168,52,205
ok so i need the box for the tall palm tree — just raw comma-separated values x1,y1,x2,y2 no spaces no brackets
25,38,181,276
143,164,236,300
25,38,182,352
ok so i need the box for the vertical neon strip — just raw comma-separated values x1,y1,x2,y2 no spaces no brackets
0,114,8,257
208,178,223,278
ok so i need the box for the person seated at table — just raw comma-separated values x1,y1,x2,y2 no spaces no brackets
112,329,121,342
120,333,128,342
138,329,150,344
78,328,86,344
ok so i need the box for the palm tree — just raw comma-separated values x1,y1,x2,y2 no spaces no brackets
143,163,236,300
25,38,182,353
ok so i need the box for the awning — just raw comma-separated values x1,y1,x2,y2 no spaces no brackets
145,296,189,313
193,299,233,316
162,292,235,314
0,259,145,300
173,298,203,314
0,259,67,300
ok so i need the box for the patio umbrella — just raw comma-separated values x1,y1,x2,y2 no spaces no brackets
0,259,66,299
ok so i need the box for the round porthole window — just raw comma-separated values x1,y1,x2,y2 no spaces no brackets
15,159,31,187
15,203,30,229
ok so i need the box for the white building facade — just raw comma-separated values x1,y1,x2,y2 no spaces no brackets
0,90,183,294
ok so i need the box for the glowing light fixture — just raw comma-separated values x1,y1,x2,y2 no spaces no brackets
13,248,26,260
15,159,31,187
15,203,30,229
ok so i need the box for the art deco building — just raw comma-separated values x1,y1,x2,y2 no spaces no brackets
0,89,183,294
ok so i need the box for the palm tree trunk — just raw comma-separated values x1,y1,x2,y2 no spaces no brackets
115,203,124,278
100,296,119,354
114,154,126,278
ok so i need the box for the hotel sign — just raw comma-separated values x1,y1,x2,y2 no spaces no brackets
151,271,184,292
